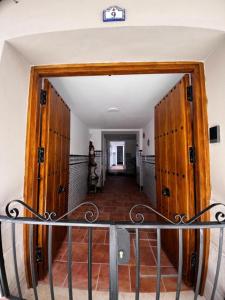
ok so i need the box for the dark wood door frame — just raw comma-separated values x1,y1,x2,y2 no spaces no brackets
24,62,210,293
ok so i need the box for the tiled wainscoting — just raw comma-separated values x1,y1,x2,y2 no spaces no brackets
142,155,157,208
68,155,88,210
136,150,143,187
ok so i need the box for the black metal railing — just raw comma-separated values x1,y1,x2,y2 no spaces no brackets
0,200,225,300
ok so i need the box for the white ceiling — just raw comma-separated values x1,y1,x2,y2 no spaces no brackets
105,134,137,141
49,73,183,129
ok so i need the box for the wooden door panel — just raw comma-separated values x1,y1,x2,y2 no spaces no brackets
166,91,179,265
159,100,166,215
155,106,161,213
167,91,177,220
37,80,70,279
155,75,195,285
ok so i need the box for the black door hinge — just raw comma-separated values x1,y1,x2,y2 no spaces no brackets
190,251,197,269
187,86,193,102
189,146,196,163
40,89,47,105
35,247,43,263
38,147,45,163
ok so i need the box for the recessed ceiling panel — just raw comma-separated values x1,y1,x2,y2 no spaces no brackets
49,73,183,129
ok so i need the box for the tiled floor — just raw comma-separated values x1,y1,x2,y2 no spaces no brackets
41,176,190,293
110,165,124,170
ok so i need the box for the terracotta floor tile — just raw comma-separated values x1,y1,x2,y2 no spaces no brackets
98,212,111,221
97,264,131,292
148,232,157,240
162,277,190,292
139,247,156,266
130,266,165,292
49,176,191,293
92,244,109,263
84,229,106,244
103,206,118,212
116,206,131,213
139,265,177,276
69,228,87,242
151,247,173,267
129,245,156,266
149,240,158,246
54,243,67,262
130,231,149,240
161,266,177,275
132,238,150,248
63,262,100,290
105,232,109,244
66,243,88,263
110,213,126,221
41,261,67,287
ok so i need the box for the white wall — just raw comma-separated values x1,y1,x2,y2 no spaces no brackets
70,112,89,155
204,38,225,300
0,0,225,42
89,129,102,150
143,118,155,155
89,128,143,152
49,78,90,155
0,41,4,60
0,42,30,295
125,140,136,157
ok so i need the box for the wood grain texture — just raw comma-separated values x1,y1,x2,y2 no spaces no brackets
24,61,210,293
23,68,42,287
155,75,195,285
37,79,70,279
192,64,210,294
32,62,200,77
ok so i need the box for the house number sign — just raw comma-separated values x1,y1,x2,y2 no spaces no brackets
103,6,126,22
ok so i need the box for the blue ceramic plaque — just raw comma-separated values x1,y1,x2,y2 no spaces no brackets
103,6,125,22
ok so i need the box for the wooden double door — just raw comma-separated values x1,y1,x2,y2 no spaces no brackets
155,75,195,285
37,79,70,279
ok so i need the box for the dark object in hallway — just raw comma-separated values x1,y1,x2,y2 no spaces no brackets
117,146,123,164
88,141,99,193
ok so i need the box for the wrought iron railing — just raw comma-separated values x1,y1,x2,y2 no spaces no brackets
0,200,225,300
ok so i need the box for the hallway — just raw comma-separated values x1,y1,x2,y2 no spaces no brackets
41,176,189,293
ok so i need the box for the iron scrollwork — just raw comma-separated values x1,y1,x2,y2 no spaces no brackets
5,200,99,223
129,203,225,224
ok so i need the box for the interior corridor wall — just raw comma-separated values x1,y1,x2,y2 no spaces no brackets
89,128,102,150
68,112,90,210
70,112,89,155
0,42,30,295
124,139,136,176
143,118,155,156
125,139,136,157
48,78,91,209
204,37,225,300
142,118,156,207
89,128,143,151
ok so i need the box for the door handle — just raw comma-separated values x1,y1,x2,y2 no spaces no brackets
162,187,170,197
58,185,65,194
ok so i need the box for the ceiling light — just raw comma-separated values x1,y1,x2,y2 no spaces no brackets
107,107,120,112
